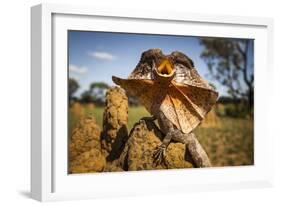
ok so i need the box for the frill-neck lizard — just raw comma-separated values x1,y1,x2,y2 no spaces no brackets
112,49,218,167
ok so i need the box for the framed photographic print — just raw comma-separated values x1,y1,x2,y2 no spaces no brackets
31,3,274,201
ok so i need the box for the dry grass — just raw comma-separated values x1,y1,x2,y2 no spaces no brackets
195,117,254,167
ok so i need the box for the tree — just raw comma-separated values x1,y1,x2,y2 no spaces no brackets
80,90,94,103
80,82,110,105
69,78,79,102
90,82,109,94
90,82,109,105
200,38,254,108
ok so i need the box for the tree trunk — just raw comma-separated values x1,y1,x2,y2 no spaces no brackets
248,87,254,109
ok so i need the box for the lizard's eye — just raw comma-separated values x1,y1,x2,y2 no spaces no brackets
156,59,174,76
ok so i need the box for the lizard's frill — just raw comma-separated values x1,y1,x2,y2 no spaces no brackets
112,49,218,133
112,76,218,134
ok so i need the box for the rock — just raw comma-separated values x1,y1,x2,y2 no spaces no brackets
70,102,85,118
69,116,106,173
70,148,106,173
118,119,194,171
86,103,95,110
103,160,124,172
101,87,129,160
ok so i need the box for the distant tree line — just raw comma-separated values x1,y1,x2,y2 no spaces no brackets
217,96,247,104
68,78,140,106
69,78,109,106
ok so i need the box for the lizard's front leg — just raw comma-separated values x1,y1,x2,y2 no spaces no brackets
152,131,172,166
152,111,175,166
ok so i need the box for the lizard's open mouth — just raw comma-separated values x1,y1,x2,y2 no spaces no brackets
155,59,175,77
153,59,175,84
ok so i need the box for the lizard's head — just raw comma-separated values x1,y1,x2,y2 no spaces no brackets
111,48,218,133
112,48,197,87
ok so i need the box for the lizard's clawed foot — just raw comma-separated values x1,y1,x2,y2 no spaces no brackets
153,144,167,167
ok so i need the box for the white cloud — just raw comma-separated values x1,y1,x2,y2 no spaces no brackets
69,64,88,74
88,51,116,61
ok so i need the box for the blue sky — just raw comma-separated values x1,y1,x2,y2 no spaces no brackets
68,31,253,97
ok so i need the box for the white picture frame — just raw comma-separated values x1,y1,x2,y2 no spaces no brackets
31,3,274,202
